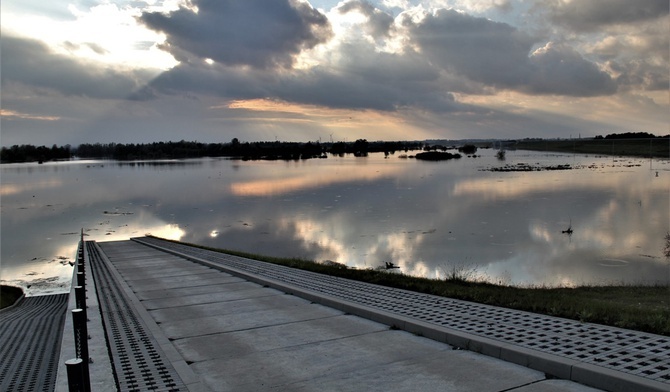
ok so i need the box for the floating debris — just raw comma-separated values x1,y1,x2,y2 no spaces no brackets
103,210,134,216
483,163,577,172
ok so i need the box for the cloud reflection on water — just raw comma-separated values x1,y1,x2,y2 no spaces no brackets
1,153,668,295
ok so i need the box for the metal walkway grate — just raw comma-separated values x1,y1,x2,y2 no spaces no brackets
0,294,68,392
135,236,670,388
87,241,187,392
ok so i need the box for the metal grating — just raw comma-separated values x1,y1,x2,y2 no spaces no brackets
0,294,68,392
135,236,670,385
86,242,187,392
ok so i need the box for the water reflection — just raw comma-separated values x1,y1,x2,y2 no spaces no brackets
1,152,668,295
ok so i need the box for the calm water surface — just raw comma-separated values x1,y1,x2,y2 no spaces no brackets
2,150,669,295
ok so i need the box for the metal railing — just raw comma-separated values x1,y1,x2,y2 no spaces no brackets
65,230,91,392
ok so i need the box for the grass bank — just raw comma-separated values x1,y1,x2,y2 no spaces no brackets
515,138,669,158
0,285,24,309
157,238,670,336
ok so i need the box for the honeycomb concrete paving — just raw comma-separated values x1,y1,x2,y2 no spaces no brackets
0,294,68,392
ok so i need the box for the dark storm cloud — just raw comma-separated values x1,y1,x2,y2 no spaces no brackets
275,42,458,111
549,0,669,32
139,0,332,69
407,9,616,96
408,9,534,87
1,35,146,99
526,43,617,96
148,40,463,113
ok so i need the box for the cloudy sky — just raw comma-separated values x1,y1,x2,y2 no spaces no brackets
1,0,668,146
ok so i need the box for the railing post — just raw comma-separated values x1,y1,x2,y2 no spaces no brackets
65,358,87,392
76,271,85,288
77,243,86,276
72,309,91,391
74,285,87,320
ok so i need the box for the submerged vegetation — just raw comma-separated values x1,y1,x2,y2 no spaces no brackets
154,237,670,336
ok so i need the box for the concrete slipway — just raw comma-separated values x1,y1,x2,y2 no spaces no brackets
53,237,670,392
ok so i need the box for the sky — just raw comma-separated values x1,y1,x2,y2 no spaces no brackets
1,0,668,146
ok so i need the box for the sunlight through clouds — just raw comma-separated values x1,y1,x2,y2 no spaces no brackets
2,1,178,70
1,0,667,145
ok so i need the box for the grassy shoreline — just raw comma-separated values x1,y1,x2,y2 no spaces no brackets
155,237,670,336
514,138,669,158
0,285,24,310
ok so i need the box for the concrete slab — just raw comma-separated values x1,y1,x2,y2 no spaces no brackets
126,270,215,287
120,266,214,281
116,264,211,275
173,314,389,363
135,280,252,300
127,274,241,292
149,292,309,323
190,330,545,392
141,284,280,310
515,379,604,392
160,302,343,340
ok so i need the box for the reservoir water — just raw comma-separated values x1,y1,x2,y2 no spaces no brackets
1,149,668,296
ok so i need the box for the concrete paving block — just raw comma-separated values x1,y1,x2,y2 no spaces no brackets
403,318,451,344
116,261,206,272
190,332,543,392
287,350,548,392
126,271,217,287
149,293,307,323
135,281,257,300
514,379,604,392
173,314,388,363
500,343,579,380
442,328,503,358
160,302,343,339
140,284,277,310
120,266,213,281
572,362,668,392
127,274,240,292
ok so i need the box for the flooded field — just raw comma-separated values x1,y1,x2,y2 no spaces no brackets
1,149,669,295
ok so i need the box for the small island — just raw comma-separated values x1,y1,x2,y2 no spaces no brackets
414,151,462,161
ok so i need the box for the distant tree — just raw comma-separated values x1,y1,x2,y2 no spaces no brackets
458,144,478,154
353,139,369,156
605,132,657,139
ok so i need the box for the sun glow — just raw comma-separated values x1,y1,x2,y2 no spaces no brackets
2,2,178,70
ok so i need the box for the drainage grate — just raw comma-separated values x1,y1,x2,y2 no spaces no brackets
87,242,187,392
0,294,68,392
135,236,670,385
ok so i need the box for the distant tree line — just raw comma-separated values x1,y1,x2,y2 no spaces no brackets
1,139,425,163
0,144,72,163
594,132,668,140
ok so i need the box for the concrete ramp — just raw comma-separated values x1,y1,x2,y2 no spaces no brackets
64,239,608,392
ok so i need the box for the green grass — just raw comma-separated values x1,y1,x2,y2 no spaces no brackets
153,237,670,336
0,285,24,309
